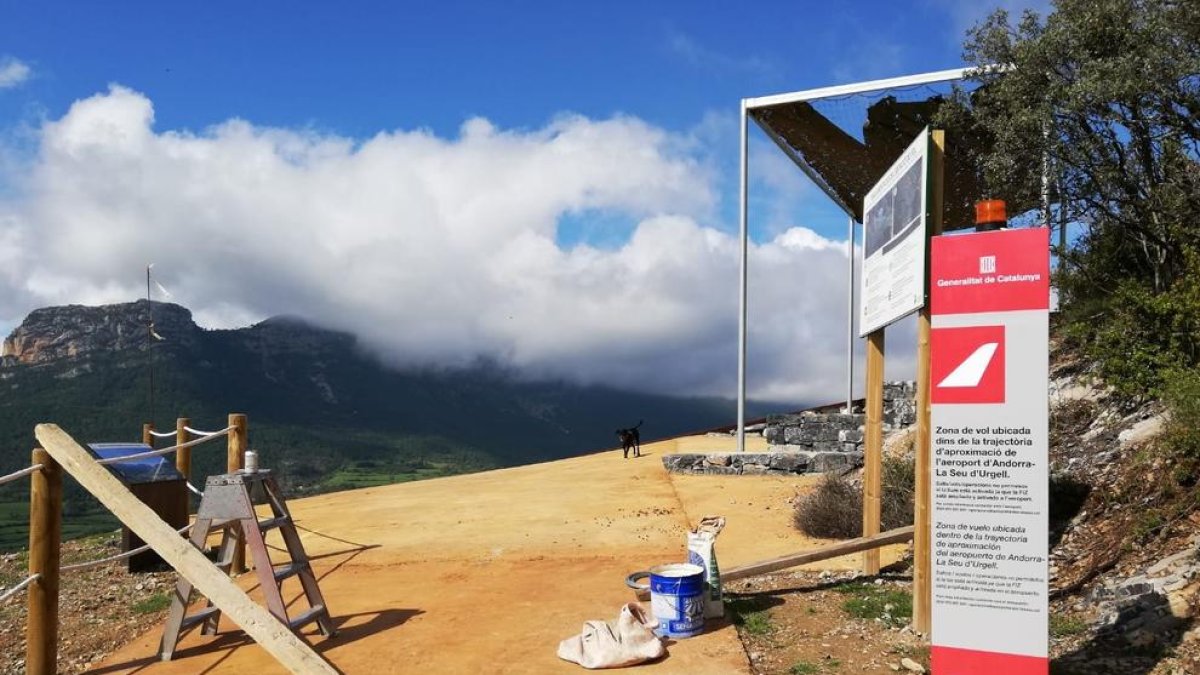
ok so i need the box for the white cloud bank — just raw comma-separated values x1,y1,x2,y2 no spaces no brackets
0,85,867,402
0,58,31,89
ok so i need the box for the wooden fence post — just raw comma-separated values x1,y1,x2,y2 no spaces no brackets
228,413,248,573
175,417,191,480
27,448,62,675
176,417,192,518
142,422,153,446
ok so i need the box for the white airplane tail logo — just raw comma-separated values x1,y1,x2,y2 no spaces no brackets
937,343,999,388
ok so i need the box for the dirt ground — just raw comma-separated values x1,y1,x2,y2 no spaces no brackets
73,434,906,674
0,538,177,674
724,568,929,675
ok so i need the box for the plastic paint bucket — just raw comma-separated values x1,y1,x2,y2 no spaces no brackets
648,563,705,638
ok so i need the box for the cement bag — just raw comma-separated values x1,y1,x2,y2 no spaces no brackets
686,516,726,619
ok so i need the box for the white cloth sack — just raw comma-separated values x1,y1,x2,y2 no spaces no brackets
557,602,665,669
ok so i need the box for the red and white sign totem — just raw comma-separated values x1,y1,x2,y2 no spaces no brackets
929,227,1051,675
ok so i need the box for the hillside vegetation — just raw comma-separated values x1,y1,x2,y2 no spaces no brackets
940,3,1200,670
938,0,1200,405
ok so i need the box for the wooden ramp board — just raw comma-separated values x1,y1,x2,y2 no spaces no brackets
35,424,338,675
721,525,915,582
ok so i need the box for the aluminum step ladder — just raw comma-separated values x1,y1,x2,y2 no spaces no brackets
159,470,335,661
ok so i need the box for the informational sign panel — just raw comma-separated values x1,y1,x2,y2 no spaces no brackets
930,227,1050,675
858,127,930,336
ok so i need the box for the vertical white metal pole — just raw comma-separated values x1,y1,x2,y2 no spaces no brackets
737,101,749,453
847,214,855,412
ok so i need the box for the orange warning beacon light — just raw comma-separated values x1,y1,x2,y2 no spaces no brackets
974,199,1007,232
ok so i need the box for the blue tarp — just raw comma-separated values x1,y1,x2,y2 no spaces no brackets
88,442,185,485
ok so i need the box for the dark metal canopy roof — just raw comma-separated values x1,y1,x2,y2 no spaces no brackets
746,69,1031,229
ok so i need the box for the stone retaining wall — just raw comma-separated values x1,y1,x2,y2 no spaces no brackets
883,381,917,430
662,381,916,476
764,412,865,453
662,450,862,476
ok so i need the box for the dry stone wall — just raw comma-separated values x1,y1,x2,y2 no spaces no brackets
662,381,916,476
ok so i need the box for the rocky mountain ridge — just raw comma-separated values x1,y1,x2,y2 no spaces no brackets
2,301,199,365
0,301,358,368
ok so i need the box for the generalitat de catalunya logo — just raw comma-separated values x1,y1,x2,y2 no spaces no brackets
931,325,1005,404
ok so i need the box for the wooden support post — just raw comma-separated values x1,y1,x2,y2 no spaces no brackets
913,129,946,636
914,309,933,634
862,331,885,575
34,424,337,675
176,417,191,517
142,422,153,446
27,448,62,675
228,413,248,574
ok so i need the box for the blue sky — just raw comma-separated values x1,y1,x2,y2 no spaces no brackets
0,0,1047,401
3,2,985,135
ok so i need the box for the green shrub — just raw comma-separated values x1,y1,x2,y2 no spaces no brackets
880,457,915,531
1163,368,1200,456
794,472,861,538
1065,257,1200,403
1133,509,1165,543
794,457,915,538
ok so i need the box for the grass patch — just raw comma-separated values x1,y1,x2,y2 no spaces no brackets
835,582,912,628
1132,509,1165,542
132,592,172,614
1050,613,1089,637
0,547,29,587
789,659,839,674
726,595,775,636
741,611,772,636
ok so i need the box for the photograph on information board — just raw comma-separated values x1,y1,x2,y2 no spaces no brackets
858,127,930,336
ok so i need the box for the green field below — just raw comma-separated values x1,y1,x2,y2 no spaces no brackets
0,457,474,553
318,461,461,491
0,499,118,554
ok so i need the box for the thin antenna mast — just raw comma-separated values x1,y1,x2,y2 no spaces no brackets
146,264,155,426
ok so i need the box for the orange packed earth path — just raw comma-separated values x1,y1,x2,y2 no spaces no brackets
92,435,906,674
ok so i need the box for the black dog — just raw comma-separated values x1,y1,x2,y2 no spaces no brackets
616,420,643,459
